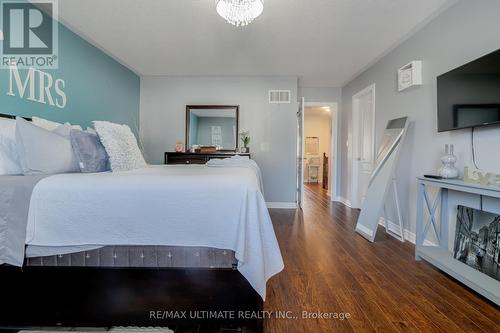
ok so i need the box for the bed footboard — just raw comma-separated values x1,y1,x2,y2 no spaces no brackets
0,266,263,332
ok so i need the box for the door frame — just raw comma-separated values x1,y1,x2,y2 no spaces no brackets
297,97,305,209
303,101,339,199
350,84,376,209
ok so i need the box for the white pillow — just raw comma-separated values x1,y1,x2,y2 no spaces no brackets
32,116,83,131
15,117,80,175
93,121,146,172
32,116,62,131
0,135,22,175
0,117,16,141
0,117,22,175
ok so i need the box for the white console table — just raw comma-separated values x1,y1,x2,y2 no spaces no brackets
416,177,500,305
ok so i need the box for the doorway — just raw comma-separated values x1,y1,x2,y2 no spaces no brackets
297,100,338,208
351,84,376,209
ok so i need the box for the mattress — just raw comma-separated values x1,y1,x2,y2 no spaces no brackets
25,245,237,269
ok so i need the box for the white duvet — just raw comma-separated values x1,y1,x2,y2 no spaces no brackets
25,164,284,300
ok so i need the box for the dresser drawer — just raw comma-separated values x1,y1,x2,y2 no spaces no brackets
164,152,251,165
167,156,207,165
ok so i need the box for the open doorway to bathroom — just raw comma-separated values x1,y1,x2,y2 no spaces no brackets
304,105,331,193
301,102,338,206
297,100,338,209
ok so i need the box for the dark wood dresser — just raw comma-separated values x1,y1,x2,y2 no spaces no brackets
164,152,251,165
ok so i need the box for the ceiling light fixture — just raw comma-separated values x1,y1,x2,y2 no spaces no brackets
216,0,264,27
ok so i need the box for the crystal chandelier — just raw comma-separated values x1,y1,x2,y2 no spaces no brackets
216,0,264,27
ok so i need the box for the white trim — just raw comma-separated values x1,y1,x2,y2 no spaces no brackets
266,202,298,209
304,102,339,200
332,196,353,208
297,97,305,208
350,84,376,209
378,217,437,246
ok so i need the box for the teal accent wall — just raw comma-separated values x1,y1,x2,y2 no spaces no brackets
0,1,140,130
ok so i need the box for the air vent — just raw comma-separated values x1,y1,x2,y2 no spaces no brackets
269,90,291,104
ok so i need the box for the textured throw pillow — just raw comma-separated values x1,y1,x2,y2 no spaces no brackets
32,116,83,131
70,129,110,173
93,121,146,172
15,117,80,175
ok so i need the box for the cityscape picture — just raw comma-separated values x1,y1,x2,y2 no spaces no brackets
454,206,500,281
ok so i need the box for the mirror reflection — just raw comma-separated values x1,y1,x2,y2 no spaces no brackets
186,105,239,151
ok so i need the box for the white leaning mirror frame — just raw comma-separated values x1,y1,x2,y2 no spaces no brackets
355,116,409,243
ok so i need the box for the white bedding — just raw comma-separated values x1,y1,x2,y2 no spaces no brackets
25,164,283,300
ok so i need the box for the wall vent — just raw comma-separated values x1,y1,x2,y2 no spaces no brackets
269,90,291,104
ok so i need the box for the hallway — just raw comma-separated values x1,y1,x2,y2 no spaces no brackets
264,184,499,332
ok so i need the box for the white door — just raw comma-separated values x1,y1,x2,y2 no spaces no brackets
297,97,305,209
352,85,375,208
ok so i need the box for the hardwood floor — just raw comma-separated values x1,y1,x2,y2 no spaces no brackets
263,183,499,333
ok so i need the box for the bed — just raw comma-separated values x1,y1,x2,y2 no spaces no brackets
0,117,283,332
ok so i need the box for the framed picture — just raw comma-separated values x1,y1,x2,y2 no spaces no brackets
454,205,500,281
305,137,319,155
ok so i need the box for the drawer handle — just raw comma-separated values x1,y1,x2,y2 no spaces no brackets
186,160,190,164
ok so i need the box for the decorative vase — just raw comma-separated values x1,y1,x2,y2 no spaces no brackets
240,147,249,153
438,144,459,179
175,140,184,152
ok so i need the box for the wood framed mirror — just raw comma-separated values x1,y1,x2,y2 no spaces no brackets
186,105,239,152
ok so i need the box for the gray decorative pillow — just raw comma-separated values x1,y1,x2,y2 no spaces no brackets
70,129,110,173
15,117,80,175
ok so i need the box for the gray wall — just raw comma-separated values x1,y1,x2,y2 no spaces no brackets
140,76,298,203
299,87,341,102
340,0,500,233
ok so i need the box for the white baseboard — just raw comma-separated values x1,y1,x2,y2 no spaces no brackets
266,202,297,209
332,196,353,208
378,217,414,243
378,217,437,246
267,199,438,245
327,200,433,245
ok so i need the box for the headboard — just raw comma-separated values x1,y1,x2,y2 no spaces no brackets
0,113,32,121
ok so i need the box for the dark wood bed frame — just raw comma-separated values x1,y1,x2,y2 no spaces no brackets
0,266,263,332
0,113,264,332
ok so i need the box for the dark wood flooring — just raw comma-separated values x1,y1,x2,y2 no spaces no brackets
262,183,499,333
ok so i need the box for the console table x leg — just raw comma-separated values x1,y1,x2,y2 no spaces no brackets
416,182,443,260
423,188,441,244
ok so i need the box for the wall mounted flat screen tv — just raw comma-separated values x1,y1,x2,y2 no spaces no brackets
437,49,500,132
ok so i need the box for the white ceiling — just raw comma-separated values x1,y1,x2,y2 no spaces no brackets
57,0,453,87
